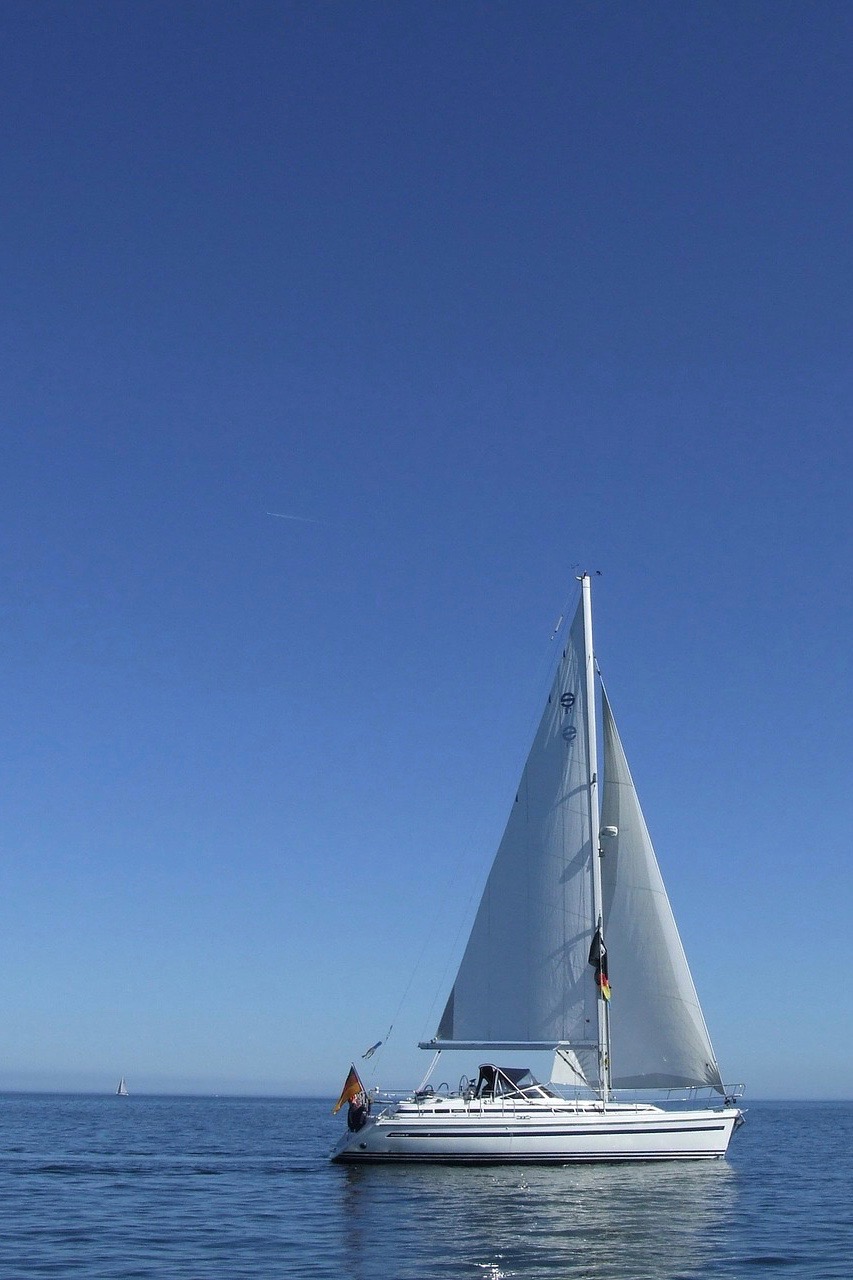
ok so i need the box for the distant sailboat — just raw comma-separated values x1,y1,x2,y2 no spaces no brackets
332,574,744,1163
116,1077,128,1096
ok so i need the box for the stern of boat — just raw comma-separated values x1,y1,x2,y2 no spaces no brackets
331,1113,385,1162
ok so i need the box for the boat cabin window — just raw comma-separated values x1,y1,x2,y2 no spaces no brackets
474,1064,557,1100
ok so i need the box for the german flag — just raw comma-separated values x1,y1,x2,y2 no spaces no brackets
332,1064,365,1114
588,927,612,1001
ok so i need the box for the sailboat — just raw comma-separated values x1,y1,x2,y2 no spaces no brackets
116,1077,128,1096
331,575,744,1163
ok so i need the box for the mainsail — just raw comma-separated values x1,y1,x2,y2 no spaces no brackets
427,601,600,1083
599,688,724,1093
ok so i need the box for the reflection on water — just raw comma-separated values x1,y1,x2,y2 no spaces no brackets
338,1160,737,1279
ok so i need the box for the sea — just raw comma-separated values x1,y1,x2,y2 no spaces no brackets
0,1095,850,1279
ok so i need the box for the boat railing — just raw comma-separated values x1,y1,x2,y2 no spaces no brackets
369,1088,419,1107
371,1081,746,1118
629,1083,746,1108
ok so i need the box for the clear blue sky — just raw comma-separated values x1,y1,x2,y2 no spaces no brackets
1,1,850,1099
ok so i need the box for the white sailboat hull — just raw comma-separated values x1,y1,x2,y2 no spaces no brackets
332,1099,743,1164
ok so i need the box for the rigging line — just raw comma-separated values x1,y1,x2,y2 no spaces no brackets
379,939,428,1049
361,876,470,1082
361,936,450,1092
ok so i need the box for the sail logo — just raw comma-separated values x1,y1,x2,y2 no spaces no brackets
560,690,577,742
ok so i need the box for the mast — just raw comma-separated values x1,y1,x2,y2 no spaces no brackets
580,573,611,1098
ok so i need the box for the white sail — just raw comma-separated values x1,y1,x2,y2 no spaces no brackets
599,688,724,1092
428,600,600,1081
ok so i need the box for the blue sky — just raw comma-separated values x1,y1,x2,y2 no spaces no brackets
1,1,850,1099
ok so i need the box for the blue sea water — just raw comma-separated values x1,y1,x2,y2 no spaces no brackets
0,1095,850,1279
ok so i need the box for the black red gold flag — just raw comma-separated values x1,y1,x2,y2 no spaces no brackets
332,1064,365,1114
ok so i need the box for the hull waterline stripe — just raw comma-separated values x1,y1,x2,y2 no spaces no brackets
384,1124,728,1139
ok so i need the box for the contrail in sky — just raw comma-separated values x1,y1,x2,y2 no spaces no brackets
266,511,320,523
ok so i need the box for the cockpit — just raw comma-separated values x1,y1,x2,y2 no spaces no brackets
473,1064,558,1100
